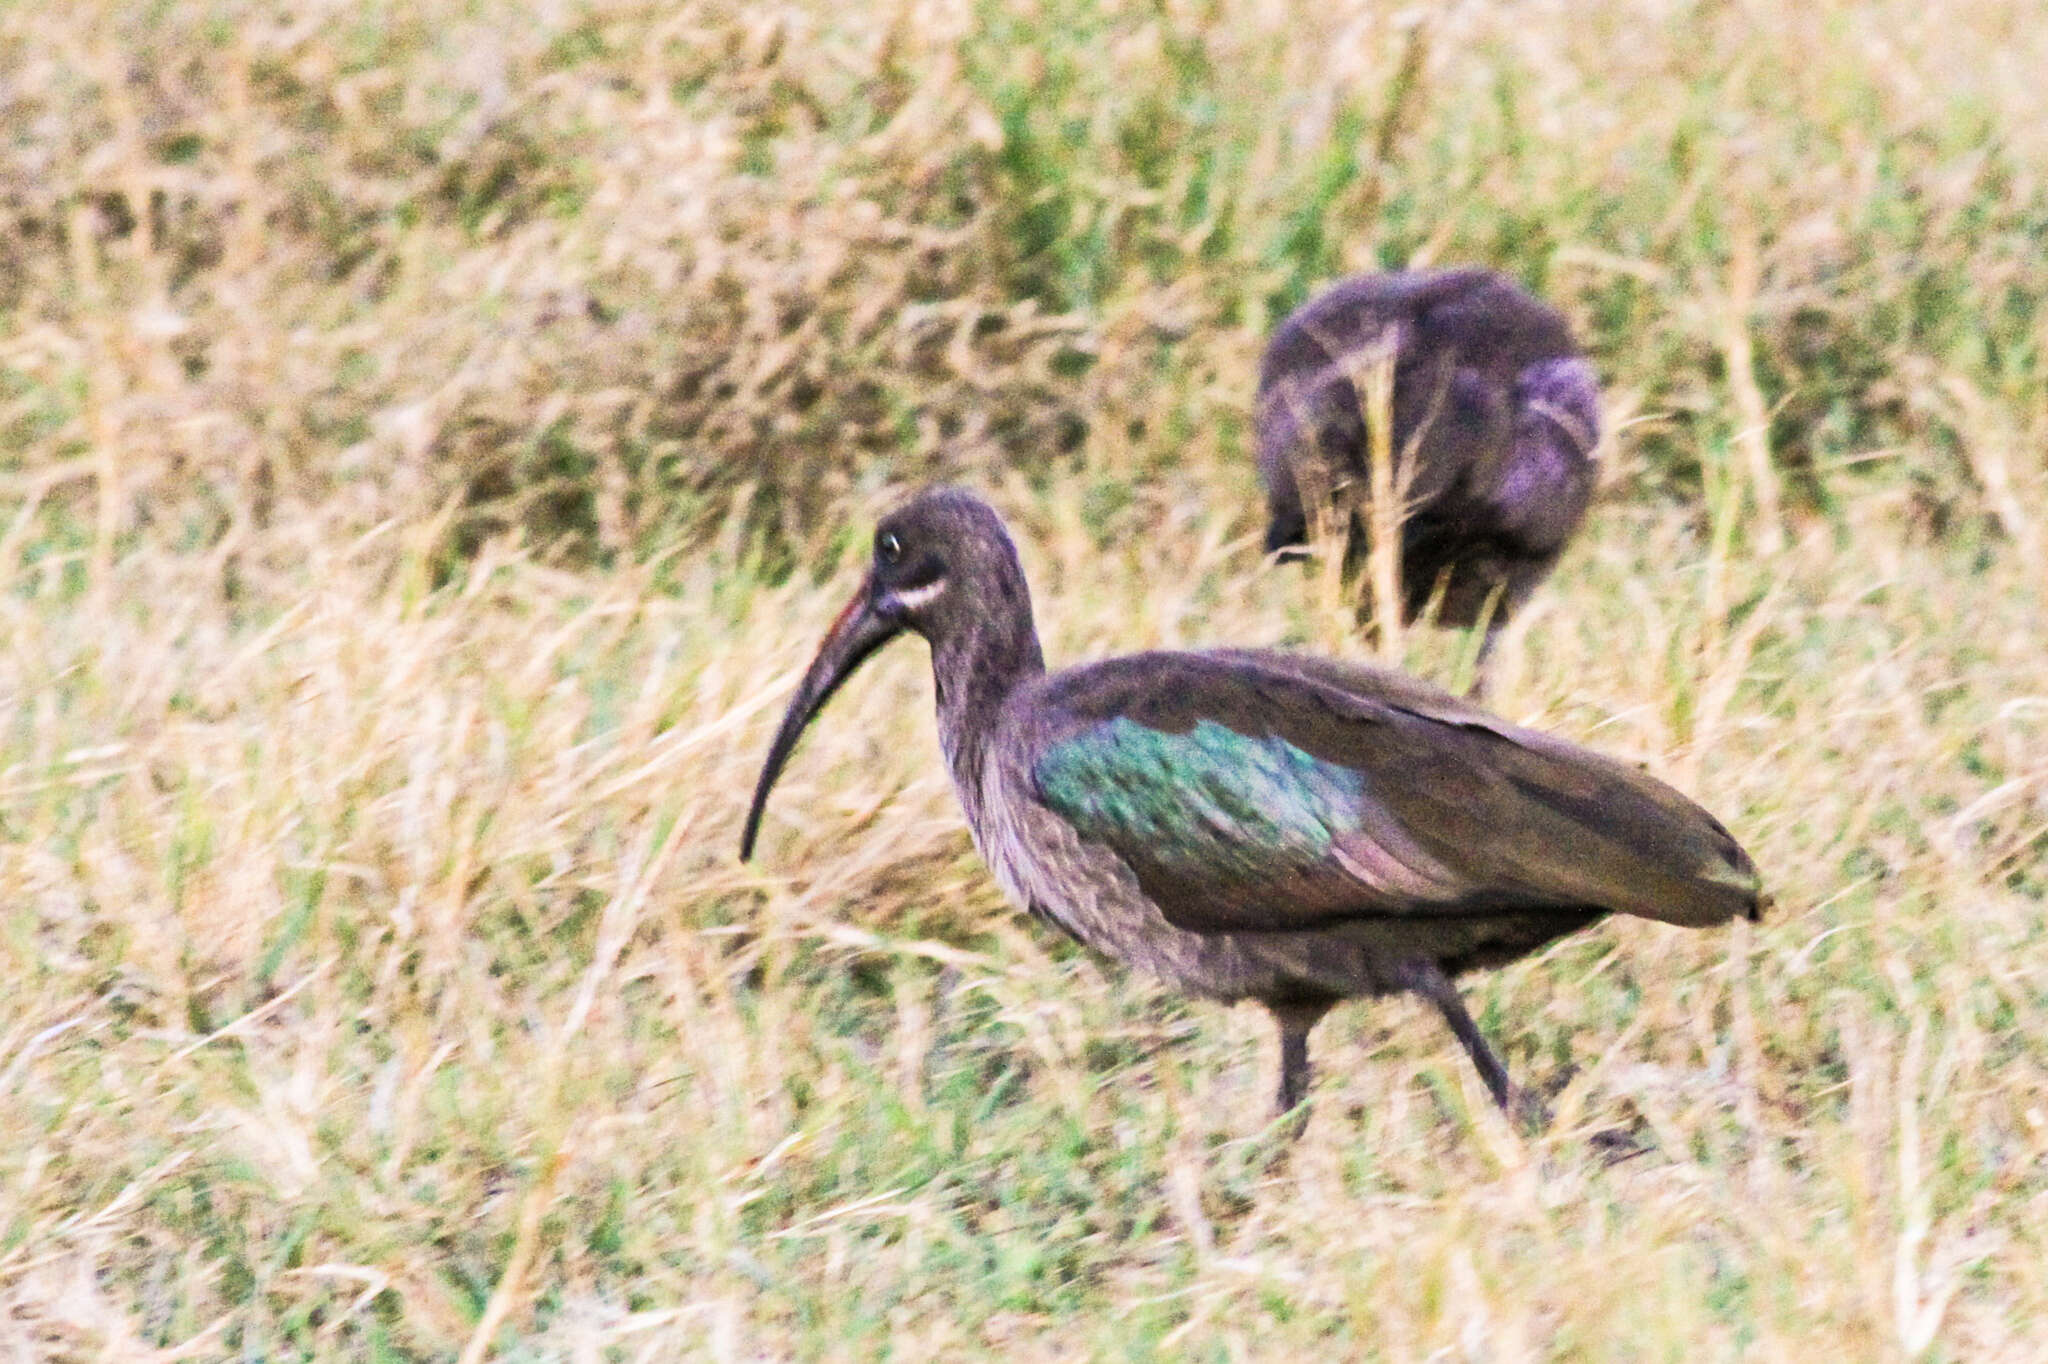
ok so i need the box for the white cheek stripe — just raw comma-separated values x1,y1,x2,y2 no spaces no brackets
891,579,947,611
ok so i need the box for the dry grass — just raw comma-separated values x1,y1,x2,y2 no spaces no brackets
3,0,2047,1358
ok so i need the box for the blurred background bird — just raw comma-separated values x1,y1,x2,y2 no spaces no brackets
1257,268,1602,682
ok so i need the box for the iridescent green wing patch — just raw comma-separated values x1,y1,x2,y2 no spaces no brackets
1034,717,1366,884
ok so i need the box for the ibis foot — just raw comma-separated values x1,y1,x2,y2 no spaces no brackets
1589,1127,1653,1165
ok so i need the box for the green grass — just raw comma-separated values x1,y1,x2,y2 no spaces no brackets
3,0,2047,1358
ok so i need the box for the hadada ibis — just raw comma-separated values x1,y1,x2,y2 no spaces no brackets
741,488,1762,1119
1258,268,1602,660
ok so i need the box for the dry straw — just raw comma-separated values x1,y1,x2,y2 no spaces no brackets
1,0,2045,1357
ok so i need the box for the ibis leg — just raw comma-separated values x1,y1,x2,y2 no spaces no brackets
1396,959,1516,1116
1268,1000,1335,1115
1466,623,1503,700
1278,1028,1311,1112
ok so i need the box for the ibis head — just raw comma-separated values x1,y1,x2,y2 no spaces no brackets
739,489,1038,860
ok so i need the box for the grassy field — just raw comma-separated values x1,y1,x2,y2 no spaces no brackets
4,0,2047,1358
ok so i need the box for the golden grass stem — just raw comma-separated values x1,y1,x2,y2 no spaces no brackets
457,1138,577,1364
1723,206,1786,556
1360,339,1405,663
457,807,693,1361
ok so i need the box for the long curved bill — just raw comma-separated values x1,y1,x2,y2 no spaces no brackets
739,578,903,860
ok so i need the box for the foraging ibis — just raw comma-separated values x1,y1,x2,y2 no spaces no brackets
742,489,1761,1118
1258,268,1602,657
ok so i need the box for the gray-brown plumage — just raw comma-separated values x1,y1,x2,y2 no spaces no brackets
742,488,1763,1119
1258,268,1601,648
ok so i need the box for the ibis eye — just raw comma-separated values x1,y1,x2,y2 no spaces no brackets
877,532,903,566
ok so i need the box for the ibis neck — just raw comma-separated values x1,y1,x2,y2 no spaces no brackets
929,590,1045,807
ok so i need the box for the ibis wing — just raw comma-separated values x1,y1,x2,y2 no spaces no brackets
1028,652,1760,936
